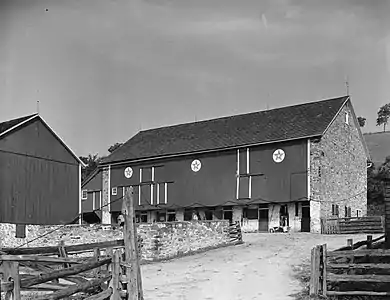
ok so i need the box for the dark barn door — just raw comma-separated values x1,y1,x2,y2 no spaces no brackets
301,202,310,232
258,208,269,232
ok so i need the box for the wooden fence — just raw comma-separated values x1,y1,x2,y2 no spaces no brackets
0,186,143,300
310,235,390,296
229,221,243,243
321,216,385,234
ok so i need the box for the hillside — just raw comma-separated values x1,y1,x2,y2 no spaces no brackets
364,131,390,166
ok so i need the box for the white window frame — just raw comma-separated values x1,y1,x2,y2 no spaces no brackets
112,187,118,196
81,190,88,200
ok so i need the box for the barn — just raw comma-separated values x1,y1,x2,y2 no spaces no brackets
82,96,370,233
0,113,85,225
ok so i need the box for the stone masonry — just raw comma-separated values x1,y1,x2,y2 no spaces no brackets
310,101,367,233
102,166,111,224
0,220,232,262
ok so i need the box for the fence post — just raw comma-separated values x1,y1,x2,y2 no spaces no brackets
321,244,327,296
310,245,320,295
122,186,143,300
109,250,121,300
367,235,373,249
347,238,353,250
0,261,20,300
383,175,390,249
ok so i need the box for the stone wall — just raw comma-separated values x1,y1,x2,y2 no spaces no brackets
310,102,367,232
0,220,231,262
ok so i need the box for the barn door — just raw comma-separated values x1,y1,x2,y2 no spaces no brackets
258,208,269,232
301,202,310,232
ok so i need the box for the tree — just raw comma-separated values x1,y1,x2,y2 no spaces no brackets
79,154,101,182
376,103,390,132
367,156,390,205
357,116,366,127
108,142,123,154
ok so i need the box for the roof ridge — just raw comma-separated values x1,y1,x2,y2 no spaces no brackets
140,95,348,134
0,113,38,123
364,131,390,136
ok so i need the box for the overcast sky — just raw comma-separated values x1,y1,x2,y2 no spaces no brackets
1,0,389,157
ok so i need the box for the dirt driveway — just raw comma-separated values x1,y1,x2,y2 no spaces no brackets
141,232,382,300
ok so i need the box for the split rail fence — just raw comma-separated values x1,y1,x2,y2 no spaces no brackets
0,186,143,300
321,216,385,234
310,234,390,297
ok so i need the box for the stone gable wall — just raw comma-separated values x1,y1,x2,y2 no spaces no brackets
0,220,232,262
310,102,367,232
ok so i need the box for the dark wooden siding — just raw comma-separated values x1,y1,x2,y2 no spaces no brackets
249,139,308,202
82,170,102,191
82,190,102,214
107,139,308,212
0,118,78,165
0,151,79,224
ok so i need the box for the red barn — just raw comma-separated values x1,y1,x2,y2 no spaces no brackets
82,96,370,233
0,113,85,225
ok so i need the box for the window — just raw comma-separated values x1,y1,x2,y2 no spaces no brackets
136,212,148,223
15,224,26,238
347,207,352,218
357,209,362,218
295,202,299,217
204,208,214,220
332,204,339,217
112,187,117,196
345,206,348,217
345,112,349,125
243,207,258,220
167,210,176,222
81,190,87,200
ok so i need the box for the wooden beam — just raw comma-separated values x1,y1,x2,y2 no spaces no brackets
328,249,390,257
327,263,390,270
32,275,111,300
21,258,111,288
22,282,71,291
327,291,390,296
0,239,125,256
84,288,113,300
0,255,82,264
327,274,390,282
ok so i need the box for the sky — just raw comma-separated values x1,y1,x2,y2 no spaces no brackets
1,0,390,157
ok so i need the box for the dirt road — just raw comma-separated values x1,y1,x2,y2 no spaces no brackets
141,232,381,300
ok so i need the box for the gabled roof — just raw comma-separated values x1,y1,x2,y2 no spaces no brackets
364,131,390,166
0,113,86,167
101,96,350,165
0,114,37,135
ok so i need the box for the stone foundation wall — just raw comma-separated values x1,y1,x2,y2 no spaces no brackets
0,220,231,262
310,102,367,232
